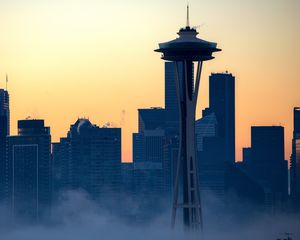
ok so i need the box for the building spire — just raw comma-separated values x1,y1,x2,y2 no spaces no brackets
5,73,8,91
186,4,190,27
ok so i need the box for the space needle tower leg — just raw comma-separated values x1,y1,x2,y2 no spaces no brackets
171,60,203,231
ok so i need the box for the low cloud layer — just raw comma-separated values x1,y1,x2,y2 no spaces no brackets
0,191,299,240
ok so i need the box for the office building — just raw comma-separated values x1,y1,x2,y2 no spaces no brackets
195,110,218,152
51,137,71,201
241,126,288,214
133,161,165,223
291,107,300,211
52,119,121,204
138,108,165,133
209,73,235,163
133,129,165,163
196,73,235,202
0,89,9,200
6,120,51,221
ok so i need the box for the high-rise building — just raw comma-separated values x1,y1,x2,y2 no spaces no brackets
119,162,135,222
194,73,235,208
52,119,121,204
195,73,235,204
195,110,218,152
138,108,165,133
209,73,235,163
291,107,300,211
6,120,51,221
241,126,288,214
133,161,165,223
294,107,300,135
51,138,71,200
251,127,285,164
0,89,9,200
133,108,171,222
165,62,183,136
133,129,165,163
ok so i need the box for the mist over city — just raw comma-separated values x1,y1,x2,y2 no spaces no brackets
0,0,299,239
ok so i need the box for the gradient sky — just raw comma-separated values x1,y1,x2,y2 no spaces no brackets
0,0,299,162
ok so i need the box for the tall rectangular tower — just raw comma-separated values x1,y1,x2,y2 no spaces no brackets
209,73,235,163
291,107,300,211
165,62,184,136
0,89,9,200
251,127,285,164
6,120,51,221
247,126,288,213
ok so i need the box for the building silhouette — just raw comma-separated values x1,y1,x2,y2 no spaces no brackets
52,119,121,207
6,120,51,221
52,137,71,199
133,161,165,223
0,89,9,201
132,108,169,222
133,129,165,163
241,126,288,214
165,62,184,136
119,162,136,222
196,73,235,201
291,107,300,211
138,108,165,133
195,111,218,152
209,73,235,163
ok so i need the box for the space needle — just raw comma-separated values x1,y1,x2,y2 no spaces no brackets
155,5,221,231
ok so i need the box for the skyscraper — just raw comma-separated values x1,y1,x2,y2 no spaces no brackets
52,119,121,204
291,107,300,211
0,89,9,200
133,108,170,222
165,62,183,136
209,73,235,163
195,110,218,152
51,137,71,200
195,74,235,207
6,120,51,221
241,126,288,214
133,161,165,223
120,162,135,222
133,129,165,163
138,108,165,133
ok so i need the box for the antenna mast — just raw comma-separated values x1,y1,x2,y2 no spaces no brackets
186,4,190,27
5,73,8,91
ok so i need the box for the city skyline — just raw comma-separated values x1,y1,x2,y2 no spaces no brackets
0,0,299,162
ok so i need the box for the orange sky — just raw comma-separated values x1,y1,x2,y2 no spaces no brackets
0,0,299,162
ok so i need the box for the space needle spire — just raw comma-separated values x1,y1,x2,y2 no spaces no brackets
155,5,221,232
186,4,190,27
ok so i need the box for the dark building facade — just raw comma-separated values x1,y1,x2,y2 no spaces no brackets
138,108,165,133
52,119,121,205
209,73,235,163
6,120,51,221
291,107,300,211
164,62,193,136
165,62,181,136
241,126,288,214
133,161,165,223
132,141,167,222
132,107,173,222
0,89,9,200
196,73,235,202
133,129,165,164
52,138,71,200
